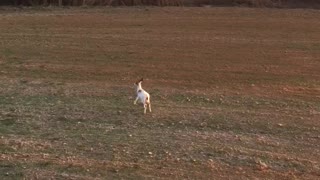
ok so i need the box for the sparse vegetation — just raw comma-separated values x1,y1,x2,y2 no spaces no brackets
0,7,319,179
0,0,320,9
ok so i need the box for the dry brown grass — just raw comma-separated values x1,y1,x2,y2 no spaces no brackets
0,7,319,179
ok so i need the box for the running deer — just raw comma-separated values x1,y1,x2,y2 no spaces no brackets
134,78,151,114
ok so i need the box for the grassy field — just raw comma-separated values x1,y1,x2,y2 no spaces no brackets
0,7,319,179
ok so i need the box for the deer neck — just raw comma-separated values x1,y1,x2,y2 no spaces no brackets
136,83,142,92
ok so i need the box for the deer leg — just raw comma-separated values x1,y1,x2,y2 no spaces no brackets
144,103,147,114
134,97,139,105
148,103,152,112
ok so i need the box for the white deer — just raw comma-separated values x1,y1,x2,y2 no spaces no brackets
134,78,151,114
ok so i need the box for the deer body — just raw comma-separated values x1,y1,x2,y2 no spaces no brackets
134,78,151,114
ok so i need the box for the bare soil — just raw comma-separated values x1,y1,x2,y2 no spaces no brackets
0,7,319,179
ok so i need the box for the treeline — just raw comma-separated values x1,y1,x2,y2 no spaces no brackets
0,0,319,8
